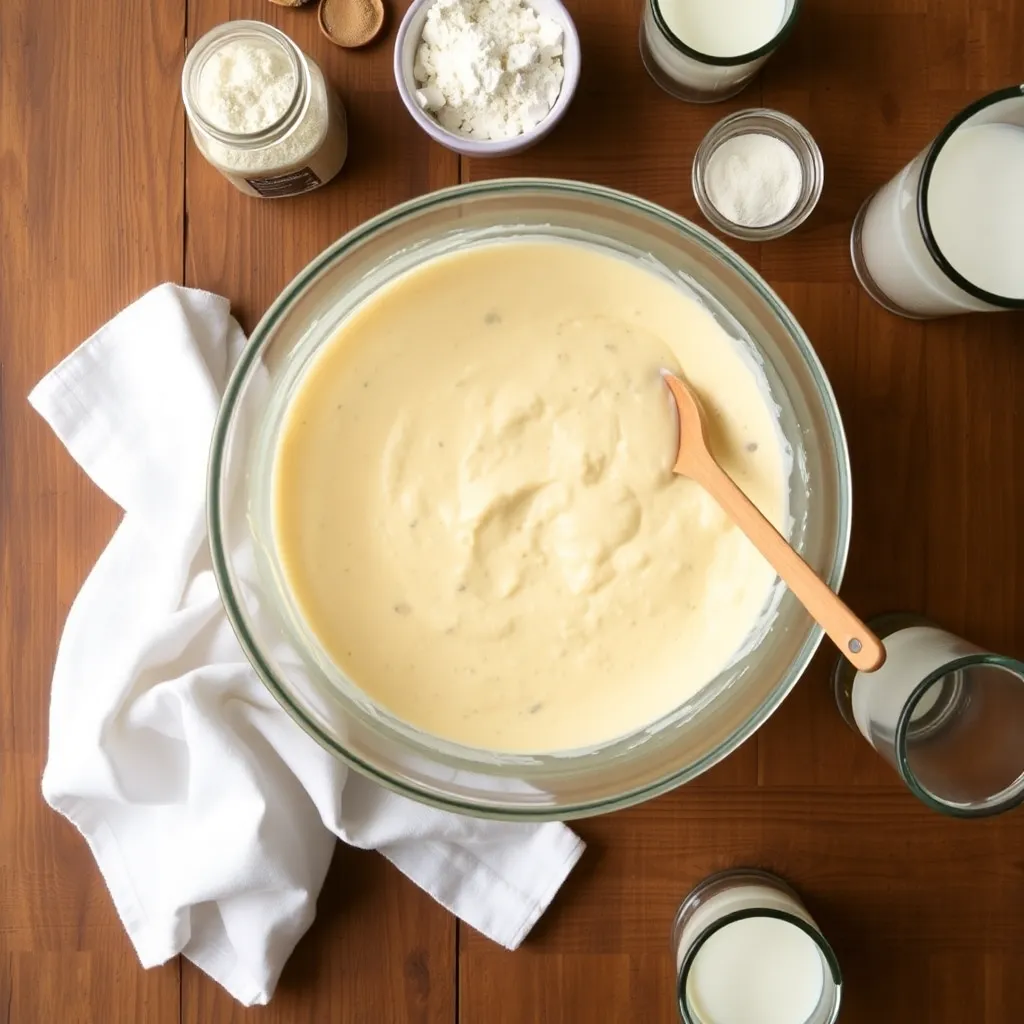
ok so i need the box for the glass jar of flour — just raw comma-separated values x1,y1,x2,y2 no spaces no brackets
182,21,347,198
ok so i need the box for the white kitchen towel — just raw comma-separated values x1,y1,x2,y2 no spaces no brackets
29,283,584,1007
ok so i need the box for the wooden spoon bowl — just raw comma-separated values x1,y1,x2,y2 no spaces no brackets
663,371,886,673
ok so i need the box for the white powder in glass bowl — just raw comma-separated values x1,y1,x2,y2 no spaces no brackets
705,133,803,228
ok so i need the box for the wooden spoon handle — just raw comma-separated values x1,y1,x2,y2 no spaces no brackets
694,455,886,673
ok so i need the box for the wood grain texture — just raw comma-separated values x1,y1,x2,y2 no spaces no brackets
4,0,1024,1020
0,0,185,1019
1,952,180,1024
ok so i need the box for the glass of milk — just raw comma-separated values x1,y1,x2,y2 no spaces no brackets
673,869,842,1024
640,0,803,103
851,85,1024,318
834,614,1024,817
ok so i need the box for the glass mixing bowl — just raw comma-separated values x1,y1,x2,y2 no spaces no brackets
209,179,851,820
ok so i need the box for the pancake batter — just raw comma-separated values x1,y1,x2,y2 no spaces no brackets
273,240,785,752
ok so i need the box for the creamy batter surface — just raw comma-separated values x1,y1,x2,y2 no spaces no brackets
273,240,785,752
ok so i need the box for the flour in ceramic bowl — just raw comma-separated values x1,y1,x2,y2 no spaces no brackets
413,0,565,140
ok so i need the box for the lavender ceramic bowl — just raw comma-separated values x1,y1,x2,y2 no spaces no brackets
393,0,581,157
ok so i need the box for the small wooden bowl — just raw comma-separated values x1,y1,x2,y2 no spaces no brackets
319,0,385,48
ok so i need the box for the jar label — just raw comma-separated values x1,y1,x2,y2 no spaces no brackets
245,166,322,198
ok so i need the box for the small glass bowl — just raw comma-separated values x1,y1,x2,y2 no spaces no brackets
692,108,824,241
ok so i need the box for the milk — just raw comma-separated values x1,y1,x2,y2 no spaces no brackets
927,124,1024,300
640,0,794,102
659,0,787,58
853,99,1024,317
673,874,840,1024
688,916,824,1024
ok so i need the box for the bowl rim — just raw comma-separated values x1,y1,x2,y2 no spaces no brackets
208,178,852,820
392,0,582,155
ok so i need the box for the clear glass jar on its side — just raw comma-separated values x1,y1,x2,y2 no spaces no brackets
182,21,348,199
639,0,802,103
832,613,1024,818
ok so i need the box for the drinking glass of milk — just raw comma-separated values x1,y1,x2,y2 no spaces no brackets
640,0,802,103
673,869,842,1024
834,613,1024,817
851,85,1024,318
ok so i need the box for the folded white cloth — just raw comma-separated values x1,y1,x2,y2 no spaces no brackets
30,284,584,1007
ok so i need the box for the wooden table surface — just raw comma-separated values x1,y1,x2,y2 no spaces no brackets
3,0,1023,1020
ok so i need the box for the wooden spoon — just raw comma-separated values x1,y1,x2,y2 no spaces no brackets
663,371,885,672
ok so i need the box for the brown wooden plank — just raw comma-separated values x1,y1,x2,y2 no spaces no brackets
180,2,459,1020
474,789,1024,954
757,0,1024,788
1,951,180,1024
0,0,185,1019
460,952,678,1024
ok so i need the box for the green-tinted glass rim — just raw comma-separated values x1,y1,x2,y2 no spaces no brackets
651,0,804,67
207,178,851,820
895,652,1024,818
916,84,1024,310
676,908,843,1023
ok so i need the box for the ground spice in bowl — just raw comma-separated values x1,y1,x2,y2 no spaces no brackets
319,0,385,47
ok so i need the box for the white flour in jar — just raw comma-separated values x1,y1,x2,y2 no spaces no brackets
197,40,298,134
413,0,565,140
193,37,332,177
